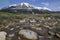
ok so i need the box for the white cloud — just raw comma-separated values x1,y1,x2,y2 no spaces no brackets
41,2,49,6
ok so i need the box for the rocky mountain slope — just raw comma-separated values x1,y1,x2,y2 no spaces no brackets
0,2,52,14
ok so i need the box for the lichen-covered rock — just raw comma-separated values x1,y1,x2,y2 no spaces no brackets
19,29,38,40
0,31,7,40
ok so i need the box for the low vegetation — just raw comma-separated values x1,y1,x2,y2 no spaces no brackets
0,12,60,26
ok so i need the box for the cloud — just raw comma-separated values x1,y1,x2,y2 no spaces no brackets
41,2,49,6
58,7,60,9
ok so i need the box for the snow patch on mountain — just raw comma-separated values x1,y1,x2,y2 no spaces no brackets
34,6,52,11
34,7,42,9
21,2,30,7
9,4,17,7
43,7,52,11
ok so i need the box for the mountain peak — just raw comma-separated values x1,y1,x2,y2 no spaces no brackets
21,2,29,5
20,2,30,7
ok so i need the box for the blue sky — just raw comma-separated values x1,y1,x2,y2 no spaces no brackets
0,0,60,11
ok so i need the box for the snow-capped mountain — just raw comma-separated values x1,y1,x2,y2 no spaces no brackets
8,2,35,9
0,2,52,13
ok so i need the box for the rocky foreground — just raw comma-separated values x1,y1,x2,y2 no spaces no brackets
0,16,60,40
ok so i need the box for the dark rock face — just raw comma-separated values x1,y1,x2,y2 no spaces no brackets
0,8,51,14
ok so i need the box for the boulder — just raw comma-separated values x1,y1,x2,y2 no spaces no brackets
0,31,7,40
19,29,38,40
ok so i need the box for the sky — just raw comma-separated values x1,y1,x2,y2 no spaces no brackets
0,0,60,11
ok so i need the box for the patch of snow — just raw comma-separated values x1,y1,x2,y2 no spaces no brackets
34,7,42,9
34,6,52,11
43,7,52,11
33,6,52,11
9,4,17,7
21,2,30,7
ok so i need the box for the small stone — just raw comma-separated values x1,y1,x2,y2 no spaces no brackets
10,28,14,30
56,33,60,38
8,34,15,37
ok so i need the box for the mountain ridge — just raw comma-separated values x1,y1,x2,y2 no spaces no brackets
8,2,52,11
0,2,60,14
